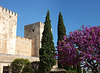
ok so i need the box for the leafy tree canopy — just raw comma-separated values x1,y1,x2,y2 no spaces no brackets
11,58,30,73
57,26,100,73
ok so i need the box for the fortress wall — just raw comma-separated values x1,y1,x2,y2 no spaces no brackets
24,22,41,57
24,22,44,57
0,6,17,16
0,53,39,63
0,53,39,73
31,38,35,57
40,22,44,48
15,36,32,56
0,34,7,53
0,6,17,54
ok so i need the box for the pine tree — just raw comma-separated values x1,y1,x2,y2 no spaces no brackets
57,12,66,68
38,10,56,73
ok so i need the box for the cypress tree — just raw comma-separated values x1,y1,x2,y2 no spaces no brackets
57,12,66,43
57,12,66,68
38,10,56,73
77,65,82,73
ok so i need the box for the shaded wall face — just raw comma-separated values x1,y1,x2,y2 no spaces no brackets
24,23,40,57
0,6,17,54
24,22,44,57
15,36,32,56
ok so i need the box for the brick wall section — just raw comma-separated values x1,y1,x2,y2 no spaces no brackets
15,36,32,56
0,53,39,63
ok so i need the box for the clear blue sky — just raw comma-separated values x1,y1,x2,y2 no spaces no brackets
0,0,100,46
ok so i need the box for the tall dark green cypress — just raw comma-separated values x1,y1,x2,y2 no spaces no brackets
57,12,66,43
77,65,82,73
38,10,56,73
57,12,66,68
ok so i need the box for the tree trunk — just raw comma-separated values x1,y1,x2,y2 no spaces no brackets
20,65,25,73
91,67,99,73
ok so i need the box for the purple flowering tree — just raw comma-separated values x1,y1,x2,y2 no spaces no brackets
56,26,100,73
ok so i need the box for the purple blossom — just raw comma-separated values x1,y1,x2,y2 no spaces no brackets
56,26,100,73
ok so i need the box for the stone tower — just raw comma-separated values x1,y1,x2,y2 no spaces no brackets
24,22,44,57
0,6,17,54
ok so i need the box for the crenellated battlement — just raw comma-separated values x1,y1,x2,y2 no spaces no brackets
0,6,17,16
24,22,44,31
24,22,42,27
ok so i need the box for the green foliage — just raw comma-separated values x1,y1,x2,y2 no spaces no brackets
77,65,82,73
57,12,66,43
66,70,77,73
11,58,30,73
83,69,86,73
66,65,81,73
22,63,34,73
11,59,39,73
72,65,82,73
38,10,56,73
31,61,39,73
65,65,73,70
57,12,66,68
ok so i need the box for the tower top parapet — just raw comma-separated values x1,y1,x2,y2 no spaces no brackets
0,6,17,16
24,21,44,27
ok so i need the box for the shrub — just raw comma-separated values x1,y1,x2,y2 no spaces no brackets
11,58,30,73
66,70,77,73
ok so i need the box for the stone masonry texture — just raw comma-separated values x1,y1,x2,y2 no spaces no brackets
0,6,45,73
24,22,44,57
0,6,44,57
0,6,17,55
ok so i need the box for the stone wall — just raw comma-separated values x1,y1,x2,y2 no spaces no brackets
0,53,39,63
15,36,32,56
0,6,17,55
0,6,44,73
40,22,44,48
0,53,39,73
0,34,7,54
24,22,44,57
0,62,10,73
0,6,45,57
